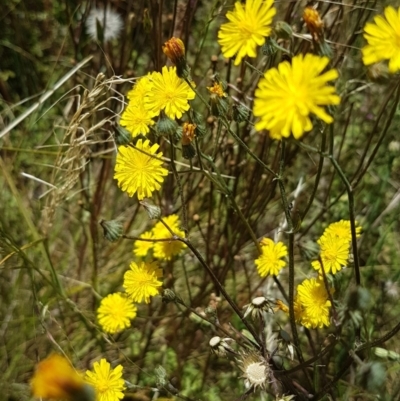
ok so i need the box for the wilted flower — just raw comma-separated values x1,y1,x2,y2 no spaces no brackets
243,296,274,320
209,336,236,357
237,352,270,390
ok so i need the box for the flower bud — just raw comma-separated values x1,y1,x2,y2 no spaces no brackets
114,125,131,145
274,21,293,40
232,103,249,123
100,219,123,242
163,37,185,65
156,113,178,137
139,200,161,220
163,37,191,79
303,7,324,38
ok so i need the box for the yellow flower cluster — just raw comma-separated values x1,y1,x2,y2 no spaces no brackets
97,216,186,334
133,214,187,261
312,220,362,275
121,66,195,136
115,65,196,200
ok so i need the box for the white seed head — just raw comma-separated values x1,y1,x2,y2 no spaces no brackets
86,6,123,42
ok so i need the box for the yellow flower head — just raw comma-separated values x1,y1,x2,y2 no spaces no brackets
146,66,195,119
114,139,168,200
218,0,276,66
120,102,155,137
152,214,186,260
123,260,163,303
133,230,154,257
312,232,350,274
296,277,331,329
362,6,400,73
97,293,137,334
323,220,362,242
127,75,153,103
253,53,340,140
31,354,89,400
207,82,227,98
85,359,125,401
254,238,288,277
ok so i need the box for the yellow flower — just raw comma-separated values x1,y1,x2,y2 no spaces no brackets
217,0,276,66
296,278,331,329
123,261,163,303
114,139,168,200
97,293,137,334
207,82,227,98
146,66,195,119
253,54,340,140
362,6,400,73
31,354,91,401
323,220,362,242
254,238,288,277
312,232,350,274
126,75,153,102
85,359,125,401
120,102,155,137
133,230,154,257
152,214,186,260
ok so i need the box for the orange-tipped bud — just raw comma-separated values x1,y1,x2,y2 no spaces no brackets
182,122,196,146
303,7,324,39
163,37,186,65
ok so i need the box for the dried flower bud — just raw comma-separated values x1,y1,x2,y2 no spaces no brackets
209,336,236,357
100,219,123,242
243,296,274,320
